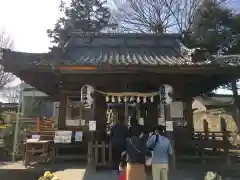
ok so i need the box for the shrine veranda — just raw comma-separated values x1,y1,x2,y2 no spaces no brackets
1,33,240,166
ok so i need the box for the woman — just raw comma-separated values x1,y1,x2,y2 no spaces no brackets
124,126,151,180
110,117,128,174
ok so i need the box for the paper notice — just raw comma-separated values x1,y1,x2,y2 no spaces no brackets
89,121,96,131
138,118,144,125
166,121,173,131
158,118,165,126
75,131,83,142
32,135,40,140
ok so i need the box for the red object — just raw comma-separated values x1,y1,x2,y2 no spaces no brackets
118,171,126,180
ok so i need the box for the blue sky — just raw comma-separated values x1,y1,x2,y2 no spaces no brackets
0,0,239,93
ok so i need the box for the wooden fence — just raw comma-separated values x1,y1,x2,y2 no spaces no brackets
174,118,231,165
88,140,112,168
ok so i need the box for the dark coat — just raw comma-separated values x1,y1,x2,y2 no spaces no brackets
124,136,151,164
110,123,128,149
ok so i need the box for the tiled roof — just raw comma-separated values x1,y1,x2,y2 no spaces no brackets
63,33,240,66
196,95,234,107
66,47,189,65
1,33,240,67
212,55,240,66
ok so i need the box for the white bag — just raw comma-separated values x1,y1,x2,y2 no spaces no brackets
145,152,153,166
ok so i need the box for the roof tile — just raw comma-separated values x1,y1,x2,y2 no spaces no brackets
68,47,188,65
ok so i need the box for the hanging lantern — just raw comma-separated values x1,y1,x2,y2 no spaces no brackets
136,96,141,103
81,84,94,108
150,96,154,102
111,96,115,103
159,84,173,104
106,95,110,102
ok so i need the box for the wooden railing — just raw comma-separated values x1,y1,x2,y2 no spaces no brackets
88,140,112,168
173,119,231,165
35,117,55,132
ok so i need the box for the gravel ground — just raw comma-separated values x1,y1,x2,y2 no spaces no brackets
0,161,239,180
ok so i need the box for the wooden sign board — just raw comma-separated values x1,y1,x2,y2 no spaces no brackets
66,119,80,126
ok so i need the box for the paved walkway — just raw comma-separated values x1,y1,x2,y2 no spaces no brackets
0,162,239,180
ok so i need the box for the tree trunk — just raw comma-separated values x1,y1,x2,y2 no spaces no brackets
231,79,240,132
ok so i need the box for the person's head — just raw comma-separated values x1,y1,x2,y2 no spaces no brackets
155,125,165,136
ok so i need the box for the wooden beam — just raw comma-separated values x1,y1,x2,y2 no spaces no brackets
58,93,67,129
56,65,97,71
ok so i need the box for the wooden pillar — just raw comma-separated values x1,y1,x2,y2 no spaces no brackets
58,93,67,130
201,119,209,164
146,103,158,131
164,104,176,169
221,117,231,165
95,92,107,141
185,97,194,133
36,117,40,132
87,90,96,171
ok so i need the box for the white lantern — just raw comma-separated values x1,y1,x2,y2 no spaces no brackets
81,84,94,108
159,84,173,104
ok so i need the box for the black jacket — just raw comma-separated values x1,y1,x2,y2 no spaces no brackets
124,136,151,164
110,123,128,149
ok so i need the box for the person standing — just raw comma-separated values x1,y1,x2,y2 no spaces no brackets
128,116,142,137
125,127,151,180
147,125,172,180
110,117,128,174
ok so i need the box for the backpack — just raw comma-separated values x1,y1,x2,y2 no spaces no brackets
148,135,159,151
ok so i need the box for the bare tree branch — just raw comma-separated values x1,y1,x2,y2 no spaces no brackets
0,27,16,88
113,0,228,34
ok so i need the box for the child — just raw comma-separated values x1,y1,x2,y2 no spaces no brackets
118,152,126,180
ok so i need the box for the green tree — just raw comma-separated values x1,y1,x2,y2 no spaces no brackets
182,0,233,54
185,2,240,129
47,0,111,47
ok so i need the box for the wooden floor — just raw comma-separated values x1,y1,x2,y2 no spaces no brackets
0,161,240,180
